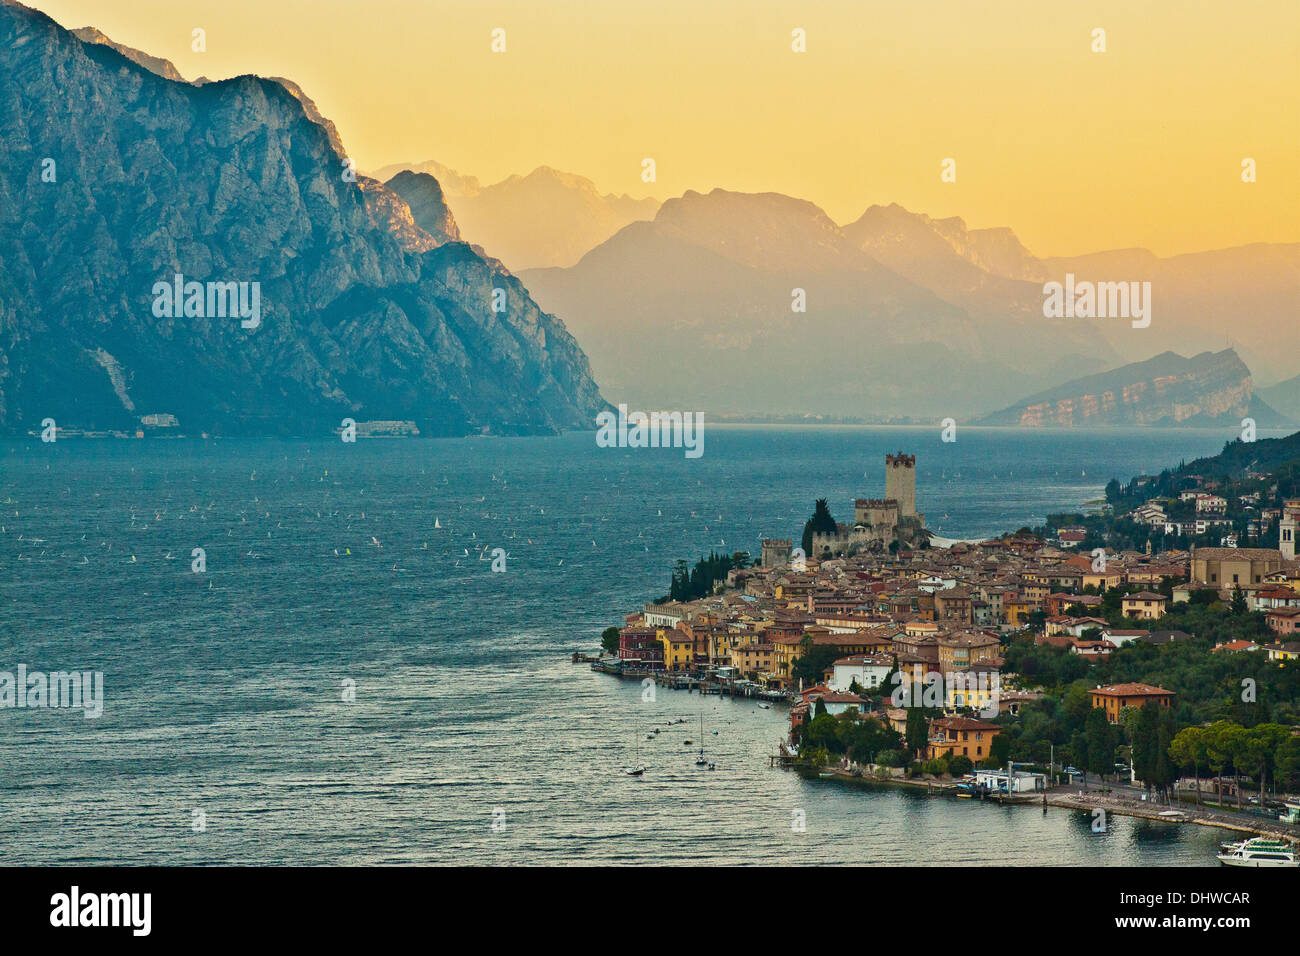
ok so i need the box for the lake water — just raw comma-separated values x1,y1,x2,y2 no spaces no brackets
0,426,1273,864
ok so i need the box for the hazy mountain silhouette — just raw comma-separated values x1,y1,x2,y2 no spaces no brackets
1259,372,1300,422
373,161,658,270
1038,244,1300,384
522,189,1115,418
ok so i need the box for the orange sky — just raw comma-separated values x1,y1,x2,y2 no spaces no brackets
27,0,1300,257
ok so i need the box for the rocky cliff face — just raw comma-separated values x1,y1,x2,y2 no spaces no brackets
69,25,186,81
0,1,606,436
384,171,462,246
977,349,1288,427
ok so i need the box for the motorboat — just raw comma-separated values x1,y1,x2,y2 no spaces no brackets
1216,838,1297,867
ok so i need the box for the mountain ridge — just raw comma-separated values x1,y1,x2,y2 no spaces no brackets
521,188,1118,418
0,1,606,436
371,160,659,270
975,349,1291,427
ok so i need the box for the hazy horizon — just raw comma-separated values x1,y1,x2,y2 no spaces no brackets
22,0,1300,259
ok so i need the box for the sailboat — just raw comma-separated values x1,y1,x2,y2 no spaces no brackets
623,736,645,776
695,714,711,767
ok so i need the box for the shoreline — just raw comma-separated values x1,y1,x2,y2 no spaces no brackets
586,661,1299,846
803,766,1299,843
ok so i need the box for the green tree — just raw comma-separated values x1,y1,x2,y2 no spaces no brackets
801,498,838,555
905,707,928,759
1154,710,1177,804
1169,725,1207,806
985,732,1011,770
1131,702,1161,797
947,755,974,776
1242,724,1290,807
1085,709,1115,785
669,559,689,601
1205,721,1243,806
600,626,621,655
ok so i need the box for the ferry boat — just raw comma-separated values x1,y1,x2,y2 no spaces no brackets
1216,838,1298,867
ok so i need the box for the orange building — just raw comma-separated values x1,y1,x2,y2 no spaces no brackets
926,716,1001,762
1090,683,1175,723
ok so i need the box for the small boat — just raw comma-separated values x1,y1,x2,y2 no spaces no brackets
818,771,835,779
694,714,709,766
1217,838,1297,867
623,737,645,777
758,703,771,710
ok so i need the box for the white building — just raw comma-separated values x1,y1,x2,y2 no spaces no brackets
829,654,894,693
975,769,1047,793
1101,627,1150,647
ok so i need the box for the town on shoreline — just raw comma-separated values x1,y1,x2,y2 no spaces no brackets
591,445,1300,845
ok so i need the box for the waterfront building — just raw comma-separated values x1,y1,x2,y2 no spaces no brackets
976,769,1047,793
618,625,663,669
926,716,1001,762
657,628,694,671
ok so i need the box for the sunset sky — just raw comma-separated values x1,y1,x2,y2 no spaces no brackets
28,0,1300,257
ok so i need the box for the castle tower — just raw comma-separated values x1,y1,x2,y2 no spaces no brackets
885,452,916,517
1281,499,1300,562
761,538,792,569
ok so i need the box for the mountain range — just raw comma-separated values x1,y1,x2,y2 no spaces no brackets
520,189,1121,418
372,160,659,270
6,3,1297,430
0,2,606,436
521,191,1298,419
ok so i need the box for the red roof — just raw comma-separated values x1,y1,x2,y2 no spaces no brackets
1093,683,1174,697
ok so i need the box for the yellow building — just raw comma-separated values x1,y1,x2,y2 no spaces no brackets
730,641,776,678
1191,547,1283,588
1082,569,1124,591
1005,600,1035,626
658,628,694,671
769,635,802,685
946,673,996,712
1121,591,1168,620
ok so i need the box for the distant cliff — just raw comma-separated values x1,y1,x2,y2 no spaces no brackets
976,349,1291,427
373,161,660,270
0,2,606,436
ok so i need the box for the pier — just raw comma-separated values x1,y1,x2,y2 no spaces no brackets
585,658,792,702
